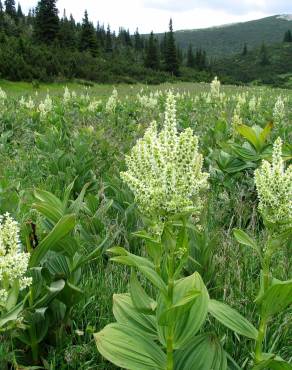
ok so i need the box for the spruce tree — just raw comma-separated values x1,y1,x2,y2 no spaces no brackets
4,0,16,18
259,42,269,66
283,30,292,42
35,0,59,43
145,31,159,70
79,10,98,55
134,28,143,51
58,9,76,49
186,44,195,68
242,43,247,55
105,25,112,53
165,18,179,76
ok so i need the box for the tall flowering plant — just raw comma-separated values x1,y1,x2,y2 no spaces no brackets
0,213,31,332
234,138,292,368
95,92,258,370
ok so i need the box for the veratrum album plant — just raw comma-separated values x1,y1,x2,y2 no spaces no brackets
235,138,292,369
94,92,258,370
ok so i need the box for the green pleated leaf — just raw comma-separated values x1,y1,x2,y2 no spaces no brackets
30,214,76,267
252,353,292,370
33,280,65,309
260,280,292,318
0,302,23,329
233,229,261,258
158,289,201,325
174,333,227,370
113,293,157,339
130,271,157,314
157,272,209,349
94,323,166,370
208,299,258,339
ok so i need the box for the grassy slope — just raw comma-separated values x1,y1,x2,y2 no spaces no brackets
213,42,292,86
169,15,292,57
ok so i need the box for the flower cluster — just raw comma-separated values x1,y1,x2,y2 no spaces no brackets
105,88,118,113
63,87,72,104
87,99,102,112
38,94,53,118
0,214,32,307
255,138,292,231
0,87,7,104
121,91,209,225
210,76,221,98
20,96,35,109
137,93,158,110
273,96,285,126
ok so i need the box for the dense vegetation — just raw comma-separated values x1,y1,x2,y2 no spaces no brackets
214,42,292,88
172,15,292,57
1,0,292,87
0,80,291,369
0,0,205,83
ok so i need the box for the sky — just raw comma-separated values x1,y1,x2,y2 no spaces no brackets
21,0,292,33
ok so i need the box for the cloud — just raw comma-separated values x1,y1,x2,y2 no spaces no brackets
143,0,292,15
20,0,292,34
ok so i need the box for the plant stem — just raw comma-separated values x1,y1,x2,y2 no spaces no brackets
165,224,175,370
254,240,272,364
166,277,174,370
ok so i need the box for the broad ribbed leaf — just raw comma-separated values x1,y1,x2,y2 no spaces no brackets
260,280,292,318
130,272,157,314
233,229,261,258
113,294,157,339
237,124,261,151
30,214,76,267
94,323,166,370
208,299,258,339
157,272,209,349
174,333,227,370
0,302,23,329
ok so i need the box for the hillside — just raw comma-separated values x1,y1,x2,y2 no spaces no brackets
213,42,292,87
170,15,292,57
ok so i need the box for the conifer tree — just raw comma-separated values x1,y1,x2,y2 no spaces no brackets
4,0,16,18
105,25,112,53
145,31,159,70
186,44,195,68
134,28,143,51
259,42,269,66
58,9,76,49
283,30,292,42
35,0,59,43
79,10,98,55
242,42,248,55
96,22,105,48
165,18,179,76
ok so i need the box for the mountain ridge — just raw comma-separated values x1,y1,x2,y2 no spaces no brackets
165,15,292,58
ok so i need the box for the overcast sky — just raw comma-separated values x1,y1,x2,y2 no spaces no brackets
21,0,292,33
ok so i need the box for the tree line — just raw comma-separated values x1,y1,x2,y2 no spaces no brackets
0,0,209,83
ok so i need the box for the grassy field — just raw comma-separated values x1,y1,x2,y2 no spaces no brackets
0,80,291,369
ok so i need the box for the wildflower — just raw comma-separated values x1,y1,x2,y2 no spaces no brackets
63,87,71,104
249,96,257,113
273,96,285,125
137,93,158,110
210,76,221,98
106,88,118,113
0,88,7,104
0,214,32,307
38,94,53,118
232,112,243,133
87,100,102,112
121,91,209,226
255,138,292,231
